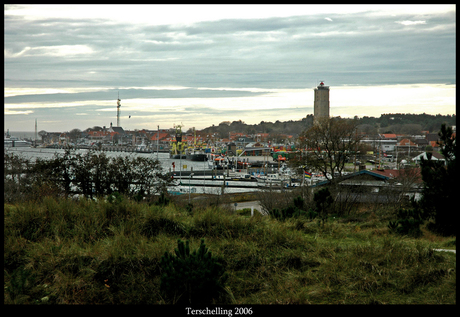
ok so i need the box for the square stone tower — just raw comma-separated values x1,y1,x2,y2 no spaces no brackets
314,81,330,120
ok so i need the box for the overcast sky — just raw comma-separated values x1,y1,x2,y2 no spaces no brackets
4,4,456,133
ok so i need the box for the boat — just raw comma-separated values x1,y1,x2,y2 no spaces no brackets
256,173,299,188
169,125,186,159
256,173,290,187
185,147,207,161
4,138,31,148
4,130,32,148
168,185,198,195
208,154,236,170
256,163,297,188
228,172,257,181
235,160,251,169
185,128,207,161
208,155,225,169
135,140,151,153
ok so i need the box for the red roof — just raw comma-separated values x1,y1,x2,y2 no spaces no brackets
381,133,397,139
88,131,110,137
397,138,417,147
256,133,269,138
150,132,170,141
429,141,438,148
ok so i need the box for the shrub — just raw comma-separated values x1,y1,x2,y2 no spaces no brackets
5,266,36,304
159,239,228,304
314,187,333,225
418,124,456,236
306,208,318,220
268,196,309,221
141,216,187,238
156,192,171,206
388,207,424,238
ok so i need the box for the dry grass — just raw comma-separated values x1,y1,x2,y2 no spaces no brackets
4,196,456,304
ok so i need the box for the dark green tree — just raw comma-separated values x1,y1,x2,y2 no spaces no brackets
418,124,456,236
388,201,424,237
160,239,229,304
314,187,333,225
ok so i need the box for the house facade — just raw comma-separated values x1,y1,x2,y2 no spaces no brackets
312,168,423,204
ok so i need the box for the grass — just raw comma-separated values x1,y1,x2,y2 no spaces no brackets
4,196,456,304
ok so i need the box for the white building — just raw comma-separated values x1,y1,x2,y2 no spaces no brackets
412,152,446,165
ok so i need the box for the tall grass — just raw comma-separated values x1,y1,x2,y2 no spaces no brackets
4,196,456,304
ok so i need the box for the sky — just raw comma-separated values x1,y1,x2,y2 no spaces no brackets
4,4,456,133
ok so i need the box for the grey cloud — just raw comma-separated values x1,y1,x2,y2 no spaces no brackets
4,9,455,91
5,88,269,104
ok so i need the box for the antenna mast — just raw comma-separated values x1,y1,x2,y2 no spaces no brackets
117,92,121,127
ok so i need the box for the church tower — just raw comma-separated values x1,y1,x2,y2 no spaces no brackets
314,81,330,120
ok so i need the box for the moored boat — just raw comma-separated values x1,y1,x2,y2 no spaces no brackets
185,148,208,161
4,130,32,148
169,125,186,158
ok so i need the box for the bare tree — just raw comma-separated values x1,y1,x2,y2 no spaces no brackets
38,130,47,143
379,167,422,210
69,128,82,142
295,117,362,185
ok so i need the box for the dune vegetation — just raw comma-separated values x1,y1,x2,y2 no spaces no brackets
4,193,456,305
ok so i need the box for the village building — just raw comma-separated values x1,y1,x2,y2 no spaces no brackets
413,138,430,150
411,151,446,165
312,168,423,204
396,138,418,153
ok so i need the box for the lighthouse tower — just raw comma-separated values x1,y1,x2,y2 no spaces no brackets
313,81,330,121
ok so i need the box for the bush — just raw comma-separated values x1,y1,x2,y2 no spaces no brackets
159,239,228,304
306,208,318,220
268,196,309,221
388,207,423,238
141,216,187,238
4,150,171,203
314,187,333,225
418,124,456,236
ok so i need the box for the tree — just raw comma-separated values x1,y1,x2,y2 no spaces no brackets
68,128,81,142
160,239,228,304
418,124,457,236
38,130,47,143
314,187,333,225
5,149,171,202
295,117,361,185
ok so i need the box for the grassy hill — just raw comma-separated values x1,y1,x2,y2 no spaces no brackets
4,196,456,305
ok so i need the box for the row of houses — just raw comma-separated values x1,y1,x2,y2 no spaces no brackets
40,124,173,148
370,130,455,153
308,129,456,204
39,125,292,153
39,124,454,161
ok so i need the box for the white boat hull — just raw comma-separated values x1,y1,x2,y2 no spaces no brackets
4,140,31,147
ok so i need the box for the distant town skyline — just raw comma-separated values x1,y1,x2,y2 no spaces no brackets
4,5,456,132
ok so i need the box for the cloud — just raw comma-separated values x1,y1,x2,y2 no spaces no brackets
4,110,34,115
5,45,93,58
4,88,268,104
6,9,455,90
396,20,427,26
3,5,456,131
